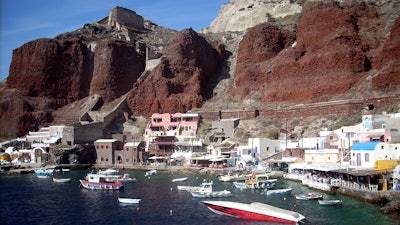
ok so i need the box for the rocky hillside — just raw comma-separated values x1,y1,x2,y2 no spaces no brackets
0,0,399,139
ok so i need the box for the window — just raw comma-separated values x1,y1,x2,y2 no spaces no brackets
101,157,104,161
381,146,384,149
365,153,369,162
126,147,129,151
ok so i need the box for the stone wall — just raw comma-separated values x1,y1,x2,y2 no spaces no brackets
199,96,399,121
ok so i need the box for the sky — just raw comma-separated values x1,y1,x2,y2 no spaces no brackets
0,0,228,81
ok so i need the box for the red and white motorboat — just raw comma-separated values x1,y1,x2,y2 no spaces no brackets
202,201,305,224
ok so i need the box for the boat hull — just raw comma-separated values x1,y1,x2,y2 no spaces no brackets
118,198,141,204
318,200,343,205
53,178,71,183
190,190,231,198
79,180,123,190
202,201,304,224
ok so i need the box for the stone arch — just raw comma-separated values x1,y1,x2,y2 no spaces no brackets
33,147,46,164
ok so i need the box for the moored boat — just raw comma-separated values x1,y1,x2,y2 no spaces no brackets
80,173,124,190
98,168,119,175
233,174,276,189
53,178,71,183
295,192,323,200
172,177,188,182
105,174,136,183
118,197,141,204
145,169,157,176
35,168,54,177
189,181,231,198
318,199,343,205
202,201,305,224
262,188,293,195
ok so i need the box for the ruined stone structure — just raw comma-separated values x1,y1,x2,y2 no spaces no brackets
108,6,144,31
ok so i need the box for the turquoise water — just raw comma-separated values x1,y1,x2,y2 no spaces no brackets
0,170,397,225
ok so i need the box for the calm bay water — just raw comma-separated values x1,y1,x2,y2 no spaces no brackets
0,169,397,225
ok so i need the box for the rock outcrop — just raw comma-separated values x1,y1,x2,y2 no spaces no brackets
126,28,226,116
203,0,302,33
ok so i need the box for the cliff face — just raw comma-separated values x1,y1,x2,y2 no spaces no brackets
1,1,400,139
126,29,226,116
233,1,391,103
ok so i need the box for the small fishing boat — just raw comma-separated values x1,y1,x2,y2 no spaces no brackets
295,192,323,200
318,199,343,205
202,201,305,224
118,197,141,204
233,174,276,189
35,168,54,177
172,177,188,182
145,169,157,176
189,181,231,198
53,178,71,183
262,188,293,195
105,174,136,183
80,173,124,190
98,168,119,175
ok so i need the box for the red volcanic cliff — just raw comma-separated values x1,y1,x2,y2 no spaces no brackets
233,1,397,103
126,28,226,116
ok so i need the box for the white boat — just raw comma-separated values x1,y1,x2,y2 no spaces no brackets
105,174,136,183
189,181,231,198
145,169,157,176
202,201,305,224
79,173,124,190
177,185,201,191
98,168,119,175
295,192,323,200
118,197,141,204
172,177,188,182
318,199,343,205
233,174,276,189
53,178,71,183
36,175,51,178
218,173,245,182
262,188,293,195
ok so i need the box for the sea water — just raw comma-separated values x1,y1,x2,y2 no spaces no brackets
0,169,397,225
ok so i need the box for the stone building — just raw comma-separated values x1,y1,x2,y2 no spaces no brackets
94,139,123,165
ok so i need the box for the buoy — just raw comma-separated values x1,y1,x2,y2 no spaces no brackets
170,210,173,215
170,187,172,191
284,197,286,201
136,207,140,212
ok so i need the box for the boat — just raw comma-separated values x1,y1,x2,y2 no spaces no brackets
189,181,231,198
218,173,245,182
145,169,157,176
318,199,343,205
105,174,136,183
233,174,276,189
79,173,124,190
118,197,141,204
36,175,51,178
177,185,201,191
202,201,305,224
53,178,71,183
172,177,188,182
98,168,119,175
35,168,54,177
262,188,293,195
295,192,323,200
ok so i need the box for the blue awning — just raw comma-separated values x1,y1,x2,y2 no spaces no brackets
352,142,379,151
